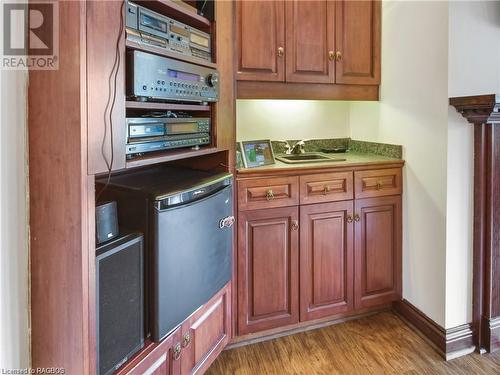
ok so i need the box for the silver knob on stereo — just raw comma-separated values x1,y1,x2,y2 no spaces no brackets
206,73,219,87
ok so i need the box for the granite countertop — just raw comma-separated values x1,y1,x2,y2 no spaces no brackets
236,138,404,175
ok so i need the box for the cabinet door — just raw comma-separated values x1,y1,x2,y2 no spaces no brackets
115,329,181,375
354,196,402,309
87,0,126,174
300,201,354,321
238,207,299,334
180,284,231,375
285,0,335,83
236,0,285,81
335,0,381,85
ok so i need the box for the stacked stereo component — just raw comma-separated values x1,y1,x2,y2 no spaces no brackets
124,1,218,159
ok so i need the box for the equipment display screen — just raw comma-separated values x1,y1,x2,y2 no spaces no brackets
170,24,189,37
190,33,209,48
167,69,200,82
169,123,199,134
140,13,168,33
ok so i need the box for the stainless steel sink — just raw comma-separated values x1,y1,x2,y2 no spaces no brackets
275,152,346,164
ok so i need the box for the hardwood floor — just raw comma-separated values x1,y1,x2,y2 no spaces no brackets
207,312,500,374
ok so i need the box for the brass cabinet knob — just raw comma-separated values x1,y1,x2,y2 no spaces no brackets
173,342,182,361
323,185,331,195
354,214,361,222
328,50,335,61
277,46,284,57
266,189,274,201
346,215,353,224
291,220,299,231
182,332,191,348
334,51,342,61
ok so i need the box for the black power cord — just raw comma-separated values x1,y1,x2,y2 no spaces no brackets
96,1,125,202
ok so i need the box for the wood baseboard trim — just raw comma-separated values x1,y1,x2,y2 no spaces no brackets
483,316,500,353
228,306,391,349
393,300,475,360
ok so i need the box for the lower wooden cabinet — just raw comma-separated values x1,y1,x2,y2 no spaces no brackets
354,196,402,309
236,168,403,337
116,283,231,375
237,207,299,334
180,285,231,375
300,201,354,321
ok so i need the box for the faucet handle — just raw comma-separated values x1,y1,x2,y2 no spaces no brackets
278,140,292,154
292,140,307,154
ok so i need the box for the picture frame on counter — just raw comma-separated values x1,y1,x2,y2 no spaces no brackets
240,140,276,168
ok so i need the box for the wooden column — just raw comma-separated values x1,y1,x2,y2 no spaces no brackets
450,94,500,353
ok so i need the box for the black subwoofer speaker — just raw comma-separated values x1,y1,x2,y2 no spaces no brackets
96,233,144,375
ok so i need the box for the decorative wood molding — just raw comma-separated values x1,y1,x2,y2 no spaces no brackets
450,94,500,354
449,94,500,125
393,300,474,360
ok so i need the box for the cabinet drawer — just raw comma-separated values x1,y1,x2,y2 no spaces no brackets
299,172,353,204
354,168,402,198
238,176,299,211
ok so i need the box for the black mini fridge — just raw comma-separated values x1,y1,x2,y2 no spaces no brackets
98,167,233,342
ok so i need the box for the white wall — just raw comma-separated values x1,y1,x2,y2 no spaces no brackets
0,68,30,368
236,100,350,141
349,0,450,327
0,3,30,367
445,1,500,328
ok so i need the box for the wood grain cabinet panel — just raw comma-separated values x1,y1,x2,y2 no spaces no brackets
335,0,381,85
300,172,353,205
285,0,335,83
87,0,126,175
300,201,354,321
115,328,181,375
238,207,299,335
238,176,299,211
180,284,231,375
354,168,402,199
236,0,285,82
354,196,402,309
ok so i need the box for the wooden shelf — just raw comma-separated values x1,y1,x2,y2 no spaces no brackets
126,100,210,112
126,39,217,69
126,147,219,169
135,0,211,31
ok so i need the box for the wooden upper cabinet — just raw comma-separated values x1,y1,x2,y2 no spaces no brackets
238,207,299,335
335,0,381,85
87,0,126,175
285,0,335,83
300,201,354,321
236,0,285,81
354,196,401,309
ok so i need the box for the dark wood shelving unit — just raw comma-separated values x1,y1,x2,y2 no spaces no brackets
126,146,219,169
125,39,217,69
126,100,210,112
135,0,211,31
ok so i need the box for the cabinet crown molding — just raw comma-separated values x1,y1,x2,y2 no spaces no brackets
449,94,500,125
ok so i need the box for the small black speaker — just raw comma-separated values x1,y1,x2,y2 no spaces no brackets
96,201,119,244
96,233,144,375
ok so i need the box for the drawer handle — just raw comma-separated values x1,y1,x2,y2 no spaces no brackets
266,189,274,201
354,214,360,222
173,342,182,361
182,332,191,348
323,185,331,195
376,182,382,190
346,215,353,224
278,46,284,57
291,220,299,231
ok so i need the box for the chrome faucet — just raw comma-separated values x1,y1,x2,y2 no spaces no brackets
279,140,293,155
291,140,306,154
